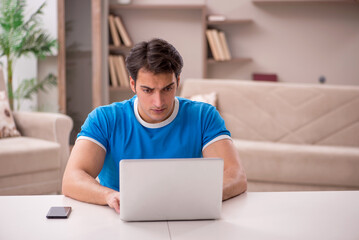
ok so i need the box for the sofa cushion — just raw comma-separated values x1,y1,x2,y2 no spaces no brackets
181,79,359,148
186,92,218,108
0,91,20,139
0,137,61,177
233,139,359,188
247,180,358,192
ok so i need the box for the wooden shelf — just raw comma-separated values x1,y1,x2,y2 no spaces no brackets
253,0,356,3
207,58,252,64
109,45,133,52
205,16,254,75
109,86,132,91
207,19,252,26
105,3,253,95
110,4,206,11
109,3,207,78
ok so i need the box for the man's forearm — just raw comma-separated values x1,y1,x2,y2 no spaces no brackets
62,170,116,206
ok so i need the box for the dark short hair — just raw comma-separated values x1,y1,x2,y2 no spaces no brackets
125,38,183,83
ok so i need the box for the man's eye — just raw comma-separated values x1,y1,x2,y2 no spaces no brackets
143,89,152,93
164,86,173,92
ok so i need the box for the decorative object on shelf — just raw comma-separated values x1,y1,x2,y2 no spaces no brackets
207,58,252,64
319,76,326,84
0,0,57,110
207,19,253,26
207,15,226,22
117,0,132,5
252,73,278,82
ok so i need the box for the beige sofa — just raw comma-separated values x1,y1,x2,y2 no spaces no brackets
0,71,73,195
181,79,359,192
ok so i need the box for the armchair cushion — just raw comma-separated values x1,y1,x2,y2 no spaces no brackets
12,111,73,183
0,137,60,177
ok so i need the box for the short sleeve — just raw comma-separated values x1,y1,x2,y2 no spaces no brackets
77,107,112,152
201,104,231,149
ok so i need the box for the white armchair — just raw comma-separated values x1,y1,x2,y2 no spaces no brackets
0,67,73,195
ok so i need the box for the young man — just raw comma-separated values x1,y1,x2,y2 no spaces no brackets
62,38,247,213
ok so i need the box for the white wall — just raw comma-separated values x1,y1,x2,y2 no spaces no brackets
206,0,359,85
112,8,204,81
38,56,58,112
3,0,357,112
1,0,58,111
112,0,359,86
33,0,58,112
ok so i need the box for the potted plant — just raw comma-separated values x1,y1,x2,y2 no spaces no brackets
0,0,57,110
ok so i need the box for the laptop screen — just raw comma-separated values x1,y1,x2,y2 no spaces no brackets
119,158,223,221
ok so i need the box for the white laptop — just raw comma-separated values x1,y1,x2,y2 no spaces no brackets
119,158,223,222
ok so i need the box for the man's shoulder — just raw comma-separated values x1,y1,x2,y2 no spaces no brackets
89,97,135,121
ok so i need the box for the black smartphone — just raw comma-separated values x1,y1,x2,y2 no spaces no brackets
46,206,72,219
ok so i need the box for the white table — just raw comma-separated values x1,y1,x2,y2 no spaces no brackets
1,191,358,240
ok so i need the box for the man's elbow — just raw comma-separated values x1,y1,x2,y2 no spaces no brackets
234,169,247,196
61,177,69,197
222,170,247,200
61,172,73,197
239,171,248,194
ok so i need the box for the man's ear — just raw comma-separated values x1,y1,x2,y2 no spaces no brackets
175,75,181,95
176,75,181,87
130,77,136,93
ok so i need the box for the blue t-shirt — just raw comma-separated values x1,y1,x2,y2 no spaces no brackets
77,96,231,191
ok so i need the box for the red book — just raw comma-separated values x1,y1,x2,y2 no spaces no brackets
253,73,278,82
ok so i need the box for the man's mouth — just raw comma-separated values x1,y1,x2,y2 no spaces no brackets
152,108,166,114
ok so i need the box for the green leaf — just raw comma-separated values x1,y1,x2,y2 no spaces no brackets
14,73,57,100
14,73,57,110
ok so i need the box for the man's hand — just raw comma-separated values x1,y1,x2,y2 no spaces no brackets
106,191,121,213
63,140,122,213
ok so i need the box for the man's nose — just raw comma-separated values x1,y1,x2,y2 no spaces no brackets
153,92,164,108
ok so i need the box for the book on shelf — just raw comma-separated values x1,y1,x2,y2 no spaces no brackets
206,29,232,61
253,73,278,82
218,31,231,60
211,29,226,61
108,15,121,46
118,55,130,87
108,55,118,87
109,54,130,88
113,56,122,86
113,15,133,47
206,29,220,61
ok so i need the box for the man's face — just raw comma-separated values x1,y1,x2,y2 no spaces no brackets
130,69,180,124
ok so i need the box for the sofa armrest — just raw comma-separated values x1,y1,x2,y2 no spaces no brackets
13,111,73,185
